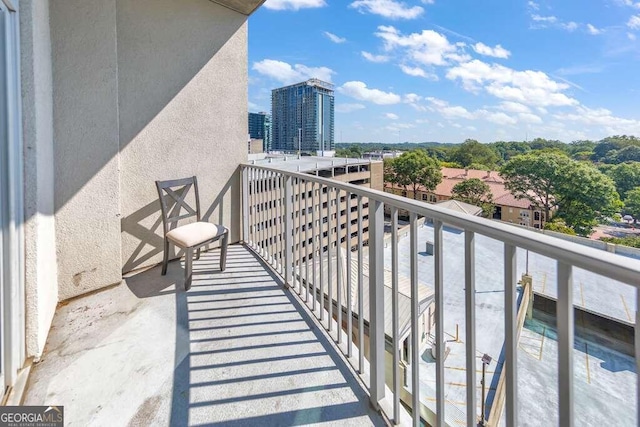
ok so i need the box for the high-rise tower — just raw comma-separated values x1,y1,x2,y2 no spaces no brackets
271,79,334,153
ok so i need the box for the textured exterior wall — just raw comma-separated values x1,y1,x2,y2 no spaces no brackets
20,0,58,357
369,162,384,191
117,0,247,273
49,0,122,300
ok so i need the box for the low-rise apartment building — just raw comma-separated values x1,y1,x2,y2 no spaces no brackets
385,167,548,228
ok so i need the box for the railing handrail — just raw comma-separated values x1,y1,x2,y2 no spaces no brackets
242,162,640,288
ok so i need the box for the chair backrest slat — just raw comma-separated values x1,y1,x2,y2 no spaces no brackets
155,176,201,235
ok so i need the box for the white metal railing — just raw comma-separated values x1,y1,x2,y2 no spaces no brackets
241,163,640,427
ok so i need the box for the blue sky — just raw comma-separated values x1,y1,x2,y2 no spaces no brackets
248,0,640,144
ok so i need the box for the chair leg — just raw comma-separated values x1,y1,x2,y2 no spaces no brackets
161,238,170,276
185,247,193,291
220,232,229,271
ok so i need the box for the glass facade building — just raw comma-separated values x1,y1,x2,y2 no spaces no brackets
248,112,271,152
271,79,334,153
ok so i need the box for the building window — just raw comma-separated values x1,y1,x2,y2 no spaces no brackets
401,191,407,197
422,194,428,201
534,211,540,221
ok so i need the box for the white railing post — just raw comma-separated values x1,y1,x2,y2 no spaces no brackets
369,198,385,408
241,167,249,243
391,207,400,425
465,231,477,427
434,219,445,426
504,243,518,426
558,262,574,427
410,213,421,427
284,176,293,288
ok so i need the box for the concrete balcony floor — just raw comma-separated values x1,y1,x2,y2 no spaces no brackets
24,245,386,426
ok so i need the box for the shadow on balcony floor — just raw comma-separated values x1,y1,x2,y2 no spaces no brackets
24,245,385,426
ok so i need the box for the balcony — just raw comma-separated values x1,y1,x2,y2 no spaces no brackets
24,244,387,426
23,163,640,426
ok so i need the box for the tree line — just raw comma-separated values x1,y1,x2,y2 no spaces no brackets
372,135,640,236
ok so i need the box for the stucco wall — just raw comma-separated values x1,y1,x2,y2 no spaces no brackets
49,0,123,300
117,0,247,273
20,0,58,358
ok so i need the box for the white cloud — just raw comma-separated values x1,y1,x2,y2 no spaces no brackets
264,0,326,10
349,0,424,19
399,64,438,80
554,106,640,135
446,59,578,107
527,1,540,11
629,32,638,40
518,112,544,124
560,21,579,32
323,31,346,43
374,25,468,66
498,102,531,114
531,14,558,23
403,93,422,104
619,0,640,9
472,42,511,59
339,81,402,105
385,113,400,119
628,15,640,29
361,51,390,63
252,59,335,85
426,97,475,119
427,97,521,126
336,103,365,113
586,24,603,35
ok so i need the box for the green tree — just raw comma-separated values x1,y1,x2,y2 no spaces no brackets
601,162,640,198
544,219,576,236
335,145,363,158
448,139,500,169
623,187,640,222
451,178,495,216
387,150,442,199
500,152,619,235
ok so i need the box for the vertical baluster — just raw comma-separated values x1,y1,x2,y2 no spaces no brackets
297,178,303,294
465,231,477,427
305,181,310,304
327,186,333,332
269,172,275,264
311,182,317,311
357,195,364,374
267,172,273,263
504,243,518,427
284,176,293,288
248,168,254,248
242,167,249,244
319,184,325,322
370,198,385,408
636,287,640,427
260,170,265,257
410,213,420,427
434,219,445,426
391,207,400,424
346,193,353,358
336,188,343,344
558,262,574,427
276,175,282,274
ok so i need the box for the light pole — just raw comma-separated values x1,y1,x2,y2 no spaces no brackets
481,353,492,426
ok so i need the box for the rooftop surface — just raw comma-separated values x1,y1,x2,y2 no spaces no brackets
24,245,386,426
248,155,377,173
384,222,636,425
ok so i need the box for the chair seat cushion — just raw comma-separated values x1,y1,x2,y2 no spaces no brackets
166,222,227,248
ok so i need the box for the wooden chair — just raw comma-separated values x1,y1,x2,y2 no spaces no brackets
155,176,228,290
